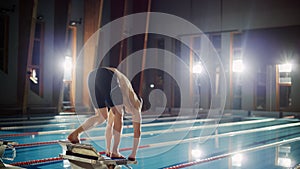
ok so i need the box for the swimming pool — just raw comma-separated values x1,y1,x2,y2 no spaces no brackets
1,114,300,169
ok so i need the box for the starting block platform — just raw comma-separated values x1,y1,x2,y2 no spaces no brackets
0,140,24,169
58,141,137,169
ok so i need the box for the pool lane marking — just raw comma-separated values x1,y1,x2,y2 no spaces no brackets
14,138,87,148
0,118,275,138
1,115,121,125
0,115,198,125
84,118,280,141
0,115,86,123
9,144,152,167
9,129,300,167
130,121,300,150
10,157,63,166
9,118,277,147
0,117,212,130
13,119,289,148
0,118,82,125
162,136,300,169
9,121,300,166
0,119,215,130
0,114,170,122
0,122,79,130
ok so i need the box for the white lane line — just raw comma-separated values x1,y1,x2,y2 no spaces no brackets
0,115,200,125
141,122,300,149
0,119,81,125
0,117,215,130
83,118,284,141
0,118,274,137
0,115,84,122
0,123,78,130
13,120,299,149
164,136,300,169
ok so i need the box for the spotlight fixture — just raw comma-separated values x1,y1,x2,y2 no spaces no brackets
37,15,44,21
232,59,245,73
192,62,203,74
149,84,155,88
0,5,15,14
69,18,82,26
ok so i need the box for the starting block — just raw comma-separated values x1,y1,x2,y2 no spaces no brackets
0,140,24,169
58,141,137,169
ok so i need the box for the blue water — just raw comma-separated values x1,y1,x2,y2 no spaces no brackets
1,115,300,169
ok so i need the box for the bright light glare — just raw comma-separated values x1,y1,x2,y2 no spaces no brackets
232,59,245,73
232,154,243,167
192,63,203,74
64,56,73,71
191,149,202,160
150,84,155,88
64,56,73,81
278,157,292,168
278,63,292,73
30,69,38,84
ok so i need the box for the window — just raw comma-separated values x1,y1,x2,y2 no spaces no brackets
277,63,292,110
29,21,44,96
278,63,292,84
232,34,244,73
279,86,291,108
0,15,9,73
256,67,266,110
210,34,221,59
62,26,77,111
210,34,221,49
233,74,242,109
231,33,243,109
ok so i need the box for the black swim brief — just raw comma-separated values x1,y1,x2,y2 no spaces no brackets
88,68,123,109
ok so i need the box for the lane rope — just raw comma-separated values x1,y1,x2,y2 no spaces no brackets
10,134,300,167
0,118,274,138
10,157,63,166
4,118,298,167
163,136,300,169
12,121,300,150
10,145,150,166
0,118,216,131
14,138,87,148
8,121,300,167
5,119,287,148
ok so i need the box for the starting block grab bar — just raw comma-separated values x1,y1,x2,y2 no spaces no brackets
58,141,137,169
0,140,24,169
0,140,17,161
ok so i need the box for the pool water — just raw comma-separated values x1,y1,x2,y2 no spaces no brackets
1,115,300,169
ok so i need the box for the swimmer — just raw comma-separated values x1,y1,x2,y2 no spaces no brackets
68,67,142,161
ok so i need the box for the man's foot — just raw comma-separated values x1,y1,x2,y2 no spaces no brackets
67,132,80,144
128,153,136,161
110,152,125,159
127,156,136,161
105,151,111,157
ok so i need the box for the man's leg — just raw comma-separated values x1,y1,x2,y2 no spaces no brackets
110,105,124,158
105,110,114,156
128,111,141,160
68,108,109,143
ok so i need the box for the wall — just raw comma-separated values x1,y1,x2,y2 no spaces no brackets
151,0,300,111
291,64,300,111
152,0,300,32
0,0,299,113
27,0,55,106
0,0,19,106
